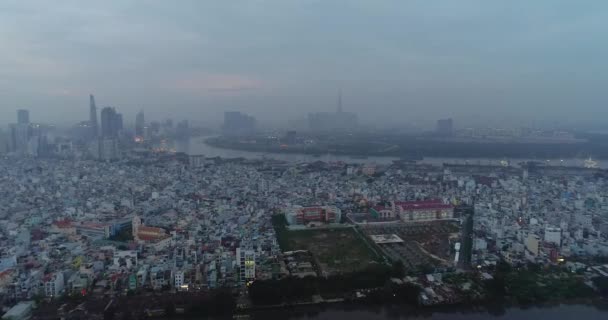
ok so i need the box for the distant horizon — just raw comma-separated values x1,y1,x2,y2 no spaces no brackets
3,1,608,129
3,95,608,132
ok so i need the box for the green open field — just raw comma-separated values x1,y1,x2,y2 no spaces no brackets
278,226,381,275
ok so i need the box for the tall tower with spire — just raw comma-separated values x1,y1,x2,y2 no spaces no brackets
89,94,98,138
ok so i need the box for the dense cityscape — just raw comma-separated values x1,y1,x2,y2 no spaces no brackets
0,98,608,320
4,1,608,319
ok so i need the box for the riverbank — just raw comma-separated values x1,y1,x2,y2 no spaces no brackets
167,137,608,168
204,135,608,160
240,299,608,320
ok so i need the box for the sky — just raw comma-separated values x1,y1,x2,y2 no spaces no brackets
1,0,608,129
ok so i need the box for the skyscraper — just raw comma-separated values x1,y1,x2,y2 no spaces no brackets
97,107,122,161
89,94,98,138
10,110,32,154
0,129,7,154
135,111,145,137
9,123,30,155
115,113,124,132
17,109,29,124
222,111,256,136
100,107,120,138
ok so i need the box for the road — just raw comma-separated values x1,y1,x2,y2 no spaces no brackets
458,206,474,269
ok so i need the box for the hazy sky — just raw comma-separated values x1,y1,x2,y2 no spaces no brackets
2,0,608,128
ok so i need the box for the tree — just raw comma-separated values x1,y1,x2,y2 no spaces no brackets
495,259,512,274
390,261,405,278
592,277,608,296
526,262,542,273
104,309,115,320
164,302,176,318
121,311,133,320
484,276,506,300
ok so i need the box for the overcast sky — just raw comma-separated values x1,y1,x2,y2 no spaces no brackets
1,0,608,129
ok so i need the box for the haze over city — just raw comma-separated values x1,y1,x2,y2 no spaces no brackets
2,0,608,128
4,1,608,320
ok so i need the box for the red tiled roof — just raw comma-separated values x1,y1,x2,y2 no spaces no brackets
138,226,165,233
53,219,73,228
0,269,14,278
137,234,170,242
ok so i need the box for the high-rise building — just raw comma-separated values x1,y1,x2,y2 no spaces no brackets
135,111,145,137
436,118,454,136
150,121,160,135
89,94,98,138
9,109,32,155
115,113,124,132
99,107,122,160
236,248,256,283
17,109,29,124
9,124,17,152
222,111,256,136
0,129,7,154
100,107,120,138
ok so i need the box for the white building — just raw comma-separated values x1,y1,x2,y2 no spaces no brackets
174,270,186,290
236,248,255,283
113,250,138,269
525,234,540,256
544,227,562,246
2,301,35,320
44,272,65,297
137,266,148,288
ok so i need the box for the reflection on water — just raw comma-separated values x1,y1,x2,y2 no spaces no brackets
242,302,608,320
173,138,606,169
248,302,608,320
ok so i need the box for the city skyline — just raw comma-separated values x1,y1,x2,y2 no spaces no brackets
2,2,608,318
2,1,608,128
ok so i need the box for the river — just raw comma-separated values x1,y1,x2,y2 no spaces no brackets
243,302,608,319
173,138,606,169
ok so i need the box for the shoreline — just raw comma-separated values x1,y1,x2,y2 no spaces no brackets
236,296,608,316
202,137,608,162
